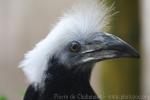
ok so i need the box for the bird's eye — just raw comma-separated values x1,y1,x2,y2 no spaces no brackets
69,41,81,53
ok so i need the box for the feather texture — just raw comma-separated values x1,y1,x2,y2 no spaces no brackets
20,0,112,86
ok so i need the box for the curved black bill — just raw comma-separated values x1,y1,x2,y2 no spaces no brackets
81,32,140,63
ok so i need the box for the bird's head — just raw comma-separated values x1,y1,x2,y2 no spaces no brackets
50,32,139,68
20,0,139,87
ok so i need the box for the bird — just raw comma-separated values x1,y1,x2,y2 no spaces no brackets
20,0,139,100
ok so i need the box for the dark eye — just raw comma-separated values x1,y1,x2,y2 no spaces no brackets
69,41,81,53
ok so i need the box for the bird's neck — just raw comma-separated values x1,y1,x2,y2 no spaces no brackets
39,61,98,99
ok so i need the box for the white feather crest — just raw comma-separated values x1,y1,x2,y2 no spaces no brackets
20,0,113,85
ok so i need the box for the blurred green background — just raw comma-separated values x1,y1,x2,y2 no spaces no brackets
0,96,7,100
98,0,140,99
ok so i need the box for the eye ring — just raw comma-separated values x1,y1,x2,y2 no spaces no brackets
69,41,81,53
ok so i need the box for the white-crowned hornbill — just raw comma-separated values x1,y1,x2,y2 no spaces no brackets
20,0,139,100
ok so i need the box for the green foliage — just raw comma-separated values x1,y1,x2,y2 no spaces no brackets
0,96,7,100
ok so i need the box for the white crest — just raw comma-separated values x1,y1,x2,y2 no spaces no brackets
20,0,113,86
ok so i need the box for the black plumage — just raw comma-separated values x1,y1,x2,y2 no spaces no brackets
24,58,99,100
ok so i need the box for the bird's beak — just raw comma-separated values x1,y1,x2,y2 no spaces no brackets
80,32,140,63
